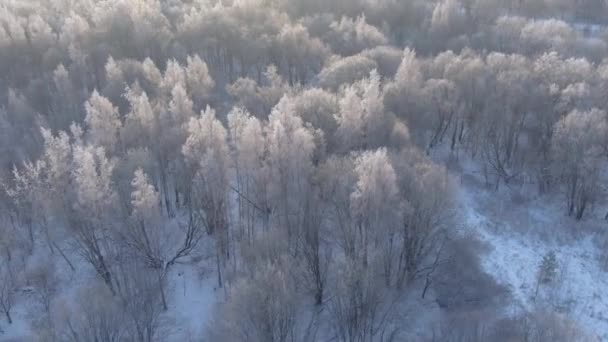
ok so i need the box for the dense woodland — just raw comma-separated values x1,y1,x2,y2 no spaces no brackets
1,0,608,341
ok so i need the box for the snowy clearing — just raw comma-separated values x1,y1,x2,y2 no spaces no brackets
458,166,608,340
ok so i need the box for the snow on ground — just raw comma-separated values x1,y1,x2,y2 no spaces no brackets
457,165,608,340
0,302,31,341
164,261,218,342
0,239,93,341
0,239,219,342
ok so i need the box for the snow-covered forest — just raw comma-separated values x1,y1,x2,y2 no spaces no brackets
1,0,608,340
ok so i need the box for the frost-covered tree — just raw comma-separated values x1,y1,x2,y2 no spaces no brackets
122,88,157,149
552,108,608,219
122,86,180,217
265,96,316,251
329,257,400,342
385,48,426,143
532,52,595,192
227,66,290,117
335,70,389,151
5,158,46,255
520,18,576,55
125,169,167,306
50,64,81,131
275,23,328,85
69,144,120,294
392,148,454,288
351,148,401,280
208,263,302,342
158,83,194,216
318,55,377,91
326,15,388,56
292,88,338,151
318,155,357,259
437,49,488,151
130,169,160,228
84,90,121,152
125,165,205,310
423,78,461,150
0,90,44,171
183,106,230,287
360,45,404,78
5,125,72,257
227,107,268,243
161,59,186,99
479,52,534,187
430,0,467,40
185,54,215,110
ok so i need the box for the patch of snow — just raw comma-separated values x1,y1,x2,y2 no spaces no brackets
0,299,31,341
164,261,218,342
458,166,608,340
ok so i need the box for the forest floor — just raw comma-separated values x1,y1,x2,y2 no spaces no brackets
456,157,608,340
0,229,220,342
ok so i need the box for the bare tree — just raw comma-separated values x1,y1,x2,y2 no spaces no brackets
552,108,608,219
300,185,330,305
318,156,357,260
0,262,15,325
25,254,58,315
208,262,302,342
55,284,127,342
329,256,401,342
392,148,455,288
114,258,165,342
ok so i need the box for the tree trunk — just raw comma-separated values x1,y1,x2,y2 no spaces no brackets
158,271,168,311
216,242,223,288
4,309,11,324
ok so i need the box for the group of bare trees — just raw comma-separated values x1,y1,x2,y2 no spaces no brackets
0,0,606,341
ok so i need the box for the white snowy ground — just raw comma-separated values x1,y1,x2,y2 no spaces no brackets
456,162,608,340
0,240,220,342
163,261,218,342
